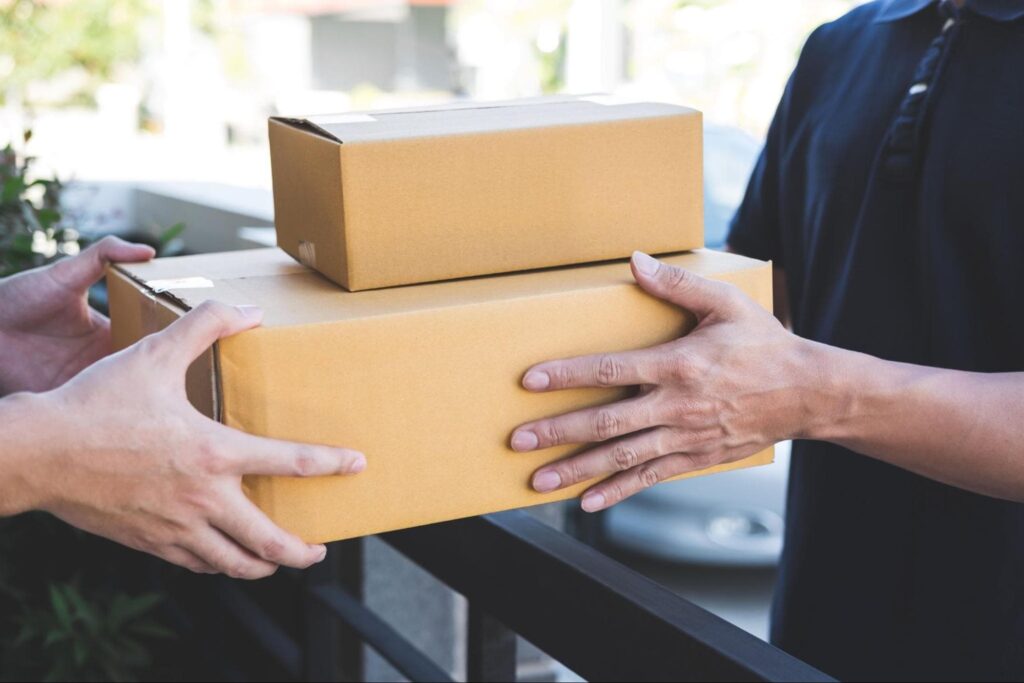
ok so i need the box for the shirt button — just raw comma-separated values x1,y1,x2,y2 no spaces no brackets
908,82,928,96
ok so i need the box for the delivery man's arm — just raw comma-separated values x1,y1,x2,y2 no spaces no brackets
0,239,365,578
511,252,1024,509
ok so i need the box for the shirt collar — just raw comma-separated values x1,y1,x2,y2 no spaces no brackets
875,0,1024,23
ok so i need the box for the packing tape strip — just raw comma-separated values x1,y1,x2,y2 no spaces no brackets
308,113,377,125
146,276,215,294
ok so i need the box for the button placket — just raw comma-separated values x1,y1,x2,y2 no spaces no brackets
880,0,963,181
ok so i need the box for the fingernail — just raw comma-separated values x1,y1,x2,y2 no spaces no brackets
533,470,562,493
581,492,606,512
313,545,328,562
511,430,539,452
347,453,367,474
632,251,659,277
523,371,550,391
236,305,263,321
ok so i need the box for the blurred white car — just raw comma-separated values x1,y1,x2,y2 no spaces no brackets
602,124,788,567
604,443,790,567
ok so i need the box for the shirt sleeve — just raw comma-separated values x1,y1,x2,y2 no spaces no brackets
727,27,824,267
725,99,787,265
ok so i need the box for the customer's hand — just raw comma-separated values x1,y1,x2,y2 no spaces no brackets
511,252,822,512
0,236,155,395
13,301,366,578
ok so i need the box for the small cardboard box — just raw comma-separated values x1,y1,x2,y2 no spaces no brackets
108,248,772,543
269,95,703,291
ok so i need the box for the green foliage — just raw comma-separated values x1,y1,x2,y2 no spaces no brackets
0,0,151,107
1,130,187,279
0,130,80,277
0,513,177,682
157,221,187,257
4,583,171,682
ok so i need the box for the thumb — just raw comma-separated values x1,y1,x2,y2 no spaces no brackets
630,251,739,319
156,300,263,368
50,236,155,291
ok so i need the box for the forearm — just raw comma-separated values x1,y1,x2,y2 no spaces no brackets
804,341,1024,501
0,392,47,516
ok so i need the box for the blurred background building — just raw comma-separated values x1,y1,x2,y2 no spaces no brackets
3,0,859,190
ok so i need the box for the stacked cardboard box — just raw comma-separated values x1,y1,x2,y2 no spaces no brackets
109,96,773,543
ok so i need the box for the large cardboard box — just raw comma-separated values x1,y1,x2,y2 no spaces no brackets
269,95,703,291
108,248,772,543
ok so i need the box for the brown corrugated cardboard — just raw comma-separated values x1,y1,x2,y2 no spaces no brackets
108,248,772,543
269,95,704,291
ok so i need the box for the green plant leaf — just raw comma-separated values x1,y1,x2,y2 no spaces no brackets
2,176,25,203
158,221,186,245
107,592,162,633
48,585,73,631
36,207,61,229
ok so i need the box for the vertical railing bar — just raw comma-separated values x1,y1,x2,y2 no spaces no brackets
337,537,366,681
467,604,518,682
303,549,342,682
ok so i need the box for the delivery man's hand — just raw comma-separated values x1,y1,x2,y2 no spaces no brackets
2,301,366,578
0,236,157,395
511,251,820,512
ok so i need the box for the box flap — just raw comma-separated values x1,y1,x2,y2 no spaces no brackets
271,94,696,144
113,248,767,329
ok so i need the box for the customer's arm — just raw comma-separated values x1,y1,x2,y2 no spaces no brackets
0,301,366,578
511,252,1024,509
0,239,365,578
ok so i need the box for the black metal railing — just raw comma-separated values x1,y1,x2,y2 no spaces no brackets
186,510,832,683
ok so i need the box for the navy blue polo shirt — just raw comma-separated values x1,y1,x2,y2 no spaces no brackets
727,1,1024,680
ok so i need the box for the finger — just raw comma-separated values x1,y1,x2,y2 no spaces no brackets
521,348,663,392
212,426,366,477
184,526,279,580
156,300,263,368
630,251,741,319
511,396,656,452
50,235,156,291
530,427,673,492
214,490,327,569
579,452,720,512
155,545,219,575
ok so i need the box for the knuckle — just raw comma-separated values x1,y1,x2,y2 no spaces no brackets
637,464,662,489
687,452,719,471
593,409,620,441
259,538,287,563
549,363,576,389
564,458,586,486
595,355,622,386
666,353,697,383
132,335,162,361
225,562,258,580
604,482,626,506
667,398,700,425
720,282,744,305
194,300,234,331
539,421,565,446
664,264,692,292
134,533,163,555
610,444,640,471
196,436,230,475
292,446,320,477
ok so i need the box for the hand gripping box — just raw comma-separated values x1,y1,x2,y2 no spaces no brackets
108,248,773,543
269,95,703,291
